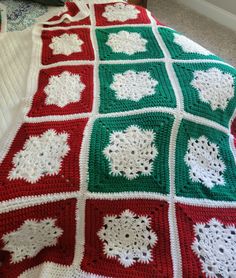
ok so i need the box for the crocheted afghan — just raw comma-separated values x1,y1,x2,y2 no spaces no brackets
0,1,236,277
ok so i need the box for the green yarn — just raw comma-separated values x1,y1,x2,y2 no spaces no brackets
99,62,176,114
175,119,236,201
96,26,164,60
174,62,236,127
88,112,174,193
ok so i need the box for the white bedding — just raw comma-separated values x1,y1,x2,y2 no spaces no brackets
0,30,32,138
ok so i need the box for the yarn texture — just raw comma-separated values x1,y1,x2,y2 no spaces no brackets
0,1,236,277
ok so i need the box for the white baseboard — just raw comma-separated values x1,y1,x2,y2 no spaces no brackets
177,0,236,32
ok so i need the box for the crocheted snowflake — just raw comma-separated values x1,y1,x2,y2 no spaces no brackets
102,3,140,22
49,33,84,55
174,33,211,55
2,218,63,263
103,125,157,180
192,218,236,278
191,68,234,111
184,136,226,189
106,31,147,55
45,71,86,108
97,210,157,267
110,70,158,101
8,129,70,183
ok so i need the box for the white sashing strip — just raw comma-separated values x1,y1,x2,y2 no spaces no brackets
42,25,91,31
147,11,184,110
0,192,80,214
73,3,98,272
79,117,96,193
25,107,230,135
72,197,87,267
89,3,100,115
147,10,182,277
183,111,229,134
25,112,91,123
86,192,170,201
167,115,183,278
175,196,236,208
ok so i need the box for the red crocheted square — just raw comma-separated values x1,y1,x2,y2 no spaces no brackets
0,199,76,278
176,203,236,277
94,3,150,26
28,65,93,117
0,119,88,201
45,2,91,27
42,28,94,65
81,199,173,277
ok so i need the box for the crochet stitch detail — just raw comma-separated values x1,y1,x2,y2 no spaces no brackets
191,68,235,111
8,129,70,183
184,136,226,189
173,33,211,55
102,3,140,22
106,31,147,55
49,33,84,55
97,209,157,267
192,218,236,278
103,125,157,180
45,71,86,108
2,218,63,263
110,70,158,101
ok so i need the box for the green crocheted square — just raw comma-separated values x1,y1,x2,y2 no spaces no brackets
88,112,174,193
174,62,236,127
96,27,164,60
99,62,176,113
158,27,221,61
175,119,236,201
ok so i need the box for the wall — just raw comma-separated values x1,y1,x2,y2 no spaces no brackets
206,0,236,15
177,0,236,31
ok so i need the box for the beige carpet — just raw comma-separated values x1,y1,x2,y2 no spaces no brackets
148,0,236,67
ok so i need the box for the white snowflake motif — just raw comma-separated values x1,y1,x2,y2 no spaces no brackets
191,68,235,111
45,71,86,108
174,33,211,55
8,129,70,183
97,210,157,267
110,70,158,101
102,3,140,22
2,218,63,263
184,136,226,189
106,31,147,55
192,218,236,278
49,33,84,55
103,125,157,180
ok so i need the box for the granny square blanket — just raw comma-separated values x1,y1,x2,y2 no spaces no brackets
0,1,236,277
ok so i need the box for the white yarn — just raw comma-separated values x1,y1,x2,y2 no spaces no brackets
184,136,226,189
106,31,147,55
192,218,236,278
49,33,84,55
103,125,158,180
8,129,70,183
97,209,157,267
45,71,85,108
102,3,140,22
174,33,211,55
191,68,234,111
2,218,63,263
